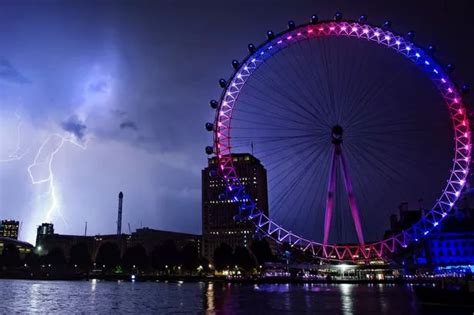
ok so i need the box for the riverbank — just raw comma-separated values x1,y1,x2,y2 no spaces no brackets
0,272,446,284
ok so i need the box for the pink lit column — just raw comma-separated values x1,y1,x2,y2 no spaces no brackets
339,149,365,245
323,148,337,245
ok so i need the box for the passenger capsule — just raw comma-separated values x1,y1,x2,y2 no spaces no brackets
231,59,239,69
219,79,227,88
462,84,471,94
310,14,318,24
205,122,214,131
288,20,296,29
205,146,214,155
382,20,392,29
358,15,368,22
446,64,455,73
334,12,343,21
210,100,218,109
248,43,256,53
267,30,275,40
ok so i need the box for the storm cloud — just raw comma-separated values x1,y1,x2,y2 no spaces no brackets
0,58,30,84
0,0,473,244
61,115,87,140
120,120,138,131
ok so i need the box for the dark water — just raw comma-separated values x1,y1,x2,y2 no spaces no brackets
0,280,467,314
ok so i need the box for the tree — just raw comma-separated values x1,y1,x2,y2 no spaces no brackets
24,252,41,271
250,239,274,265
69,243,92,271
151,240,180,271
45,247,66,269
180,242,199,272
1,244,20,269
95,242,121,270
234,246,255,271
122,245,148,271
213,243,233,271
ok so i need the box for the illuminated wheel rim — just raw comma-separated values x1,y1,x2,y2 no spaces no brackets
212,20,471,261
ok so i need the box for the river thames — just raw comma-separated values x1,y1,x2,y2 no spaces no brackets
0,279,469,314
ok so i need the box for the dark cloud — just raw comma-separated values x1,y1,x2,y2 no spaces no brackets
112,109,127,117
88,80,108,93
120,120,138,131
62,115,87,139
1,0,473,243
0,58,31,84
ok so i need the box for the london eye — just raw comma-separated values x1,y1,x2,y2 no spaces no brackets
205,13,471,261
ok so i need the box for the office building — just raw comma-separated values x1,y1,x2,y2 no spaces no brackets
0,220,20,240
202,153,269,261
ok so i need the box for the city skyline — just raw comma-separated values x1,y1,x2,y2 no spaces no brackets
1,2,474,313
1,1,473,246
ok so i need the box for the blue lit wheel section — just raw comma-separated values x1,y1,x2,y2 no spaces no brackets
210,18,471,261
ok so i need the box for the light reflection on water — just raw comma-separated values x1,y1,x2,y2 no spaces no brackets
340,283,353,315
0,279,464,314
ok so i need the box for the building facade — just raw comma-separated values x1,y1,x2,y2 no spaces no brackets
202,153,269,261
0,237,33,258
129,227,201,256
35,223,201,261
0,220,20,240
385,200,474,271
36,222,55,246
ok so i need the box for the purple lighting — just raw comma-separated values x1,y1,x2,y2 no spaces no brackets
213,19,471,262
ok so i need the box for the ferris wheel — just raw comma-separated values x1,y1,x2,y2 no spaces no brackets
205,13,471,261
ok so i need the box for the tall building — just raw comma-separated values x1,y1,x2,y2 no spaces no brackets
202,153,269,261
0,220,20,240
36,223,54,246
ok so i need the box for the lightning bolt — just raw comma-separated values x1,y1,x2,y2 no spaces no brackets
27,133,88,223
0,112,29,162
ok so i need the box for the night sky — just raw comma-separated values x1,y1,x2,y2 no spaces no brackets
0,0,473,244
